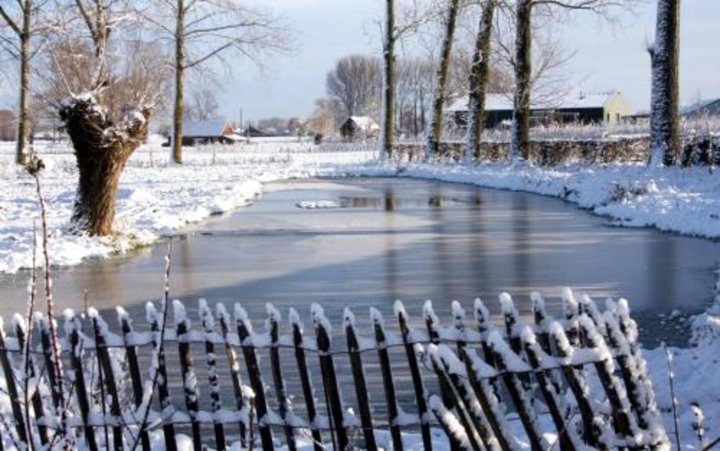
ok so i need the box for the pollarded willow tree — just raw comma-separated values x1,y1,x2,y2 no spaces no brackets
511,0,639,162
143,0,288,164
48,0,169,236
649,0,680,167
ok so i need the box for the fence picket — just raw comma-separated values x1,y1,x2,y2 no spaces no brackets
289,309,324,451
267,304,296,451
199,300,227,451
372,307,404,451
216,303,248,447
13,316,48,445
146,302,177,451
344,309,377,450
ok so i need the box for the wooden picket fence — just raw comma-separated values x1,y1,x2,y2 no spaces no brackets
0,290,669,450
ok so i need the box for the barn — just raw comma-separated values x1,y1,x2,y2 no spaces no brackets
339,116,380,141
681,98,720,118
173,120,242,146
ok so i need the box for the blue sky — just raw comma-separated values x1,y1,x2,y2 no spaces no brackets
1,0,718,121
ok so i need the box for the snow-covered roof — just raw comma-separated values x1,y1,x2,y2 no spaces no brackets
447,91,621,113
347,116,379,131
181,120,228,137
681,98,720,116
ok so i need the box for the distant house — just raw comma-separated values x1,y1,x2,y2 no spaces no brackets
173,120,242,146
339,116,380,141
448,91,630,129
681,98,720,118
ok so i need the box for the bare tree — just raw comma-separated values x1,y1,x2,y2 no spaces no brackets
510,0,636,161
465,0,497,162
326,54,382,118
0,0,42,164
425,0,462,161
143,1,288,164
50,0,168,236
190,88,220,121
0,109,16,141
649,0,680,166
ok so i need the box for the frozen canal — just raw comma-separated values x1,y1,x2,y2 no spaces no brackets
1,177,718,346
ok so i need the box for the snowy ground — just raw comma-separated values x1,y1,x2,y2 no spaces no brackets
1,138,719,448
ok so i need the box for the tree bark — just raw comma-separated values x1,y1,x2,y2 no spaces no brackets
172,0,186,164
464,0,496,163
60,96,150,236
649,0,680,166
15,0,31,165
425,0,460,161
512,0,533,162
381,0,395,159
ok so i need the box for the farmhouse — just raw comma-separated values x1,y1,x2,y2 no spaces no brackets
173,120,242,146
339,116,380,141
448,91,630,129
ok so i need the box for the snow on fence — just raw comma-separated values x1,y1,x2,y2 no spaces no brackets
0,292,669,450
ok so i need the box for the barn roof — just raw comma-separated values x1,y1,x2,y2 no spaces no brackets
558,91,618,109
681,98,720,116
447,91,622,113
182,120,228,137
346,116,380,131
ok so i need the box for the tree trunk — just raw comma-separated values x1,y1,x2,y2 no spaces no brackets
425,0,460,161
649,0,680,167
60,96,150,236
172,0,186,164
15,0,31,165
512,0,532,162
381,0,396,160
464,0,496,163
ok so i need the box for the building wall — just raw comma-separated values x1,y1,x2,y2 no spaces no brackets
603,93,631,124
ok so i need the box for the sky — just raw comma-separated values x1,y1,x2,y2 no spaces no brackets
221,0,719,121
1,0,718,121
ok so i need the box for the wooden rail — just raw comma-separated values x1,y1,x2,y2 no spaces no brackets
0,291,669,450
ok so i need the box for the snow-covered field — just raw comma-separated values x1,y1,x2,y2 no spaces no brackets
1,137,720,448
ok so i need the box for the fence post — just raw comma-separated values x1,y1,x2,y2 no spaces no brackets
488,331,548,451
371,307,403,451
174,301,202,450
89,308,124,451
116,307,151,451
266,304,297,451
235,303,274,450
289,309,324,451
344,309,377,450
13,315,48,446
199,299,227,451
311,303,349,450
216,303,248,447
0,316,28,447
395,301,432,450
63,311,98,451
146,302,177,451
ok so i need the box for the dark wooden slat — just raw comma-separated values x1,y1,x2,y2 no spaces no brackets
427,394,473,451
289,309,324,451
0,317,27,447
311,304,349,450
488,331,547,451
64,312,98,451
521,326,577,451
199,300,226,451
344,309,377,450
216,303,248,447
13,317,49,446
235,304,274,450
37,316,62,413
174,301,202,450
395,301,432,451
117,308,151,451
267,304,296,451
371,308,403,451
147,303,177,451
90,310,124,451
548,322,608,450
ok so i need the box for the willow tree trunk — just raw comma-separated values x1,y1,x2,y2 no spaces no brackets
512,0,532,162
649,0,680,167
172,0,186,164
15,0,31,165
425,0,460,161
381,0,396,160
464,0,496,163
60,97,150,236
